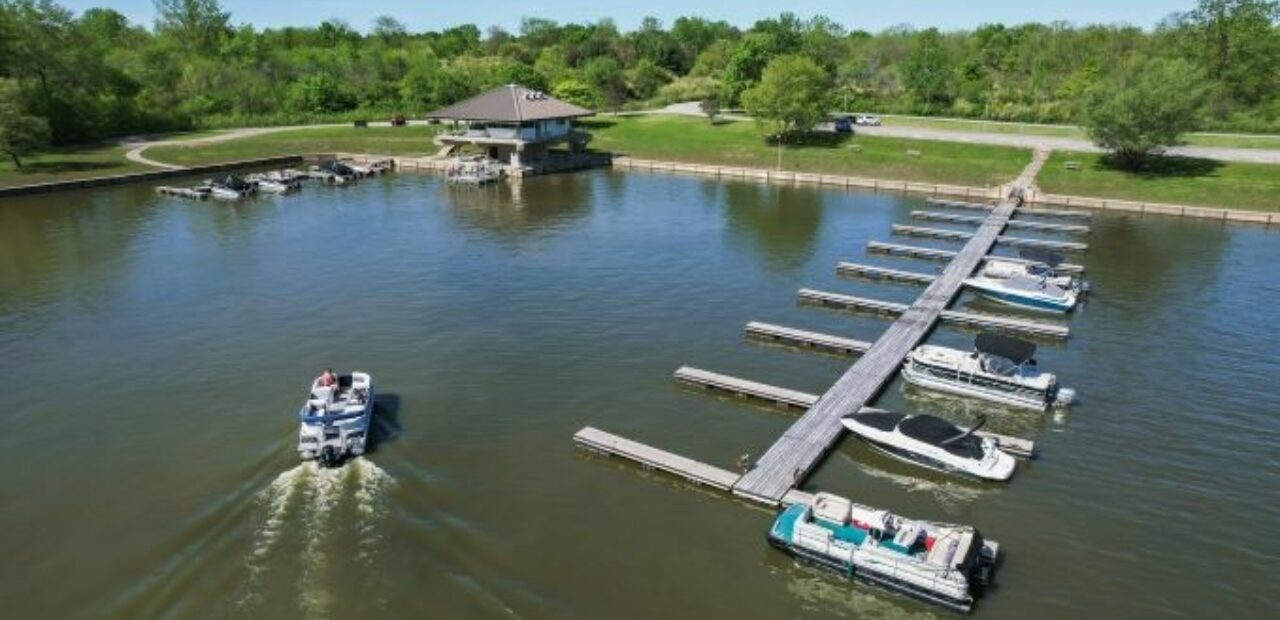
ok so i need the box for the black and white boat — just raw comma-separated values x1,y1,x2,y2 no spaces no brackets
205,175,256,200
902,334,1075,411
842,412,1016,481
768,492,999,613
309,160,359,184
247,170,302,193
297,371,374,467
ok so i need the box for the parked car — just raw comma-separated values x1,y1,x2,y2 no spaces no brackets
390,114,407,126
833,116,854,133
854,114,882,126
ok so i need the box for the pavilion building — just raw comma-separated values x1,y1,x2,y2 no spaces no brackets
425,85,595,175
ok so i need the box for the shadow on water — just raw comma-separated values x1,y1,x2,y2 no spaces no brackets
442,173,592,240
367,393,402,453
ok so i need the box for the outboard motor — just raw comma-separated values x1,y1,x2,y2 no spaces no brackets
319,445,341,468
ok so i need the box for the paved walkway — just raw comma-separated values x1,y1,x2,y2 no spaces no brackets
119,121,425,170
644,103,1280,164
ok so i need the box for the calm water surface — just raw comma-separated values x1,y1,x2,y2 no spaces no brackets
1,171,1277,619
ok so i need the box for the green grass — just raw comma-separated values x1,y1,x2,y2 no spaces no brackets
879,114,1280,149
1038,151,1280,212
0,143,153,188
144,126,441,166
586,116,1031,187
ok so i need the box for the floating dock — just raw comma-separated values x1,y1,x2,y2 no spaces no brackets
866,241,1085,273
156,186,208,199
798,288,1070,340
911,211,1091,234
927,198,1092,220
573,427,815,505
892,224,1089,253
574,149,1069,507
835,262,937,285
671,367,1035,459
744,321,872,356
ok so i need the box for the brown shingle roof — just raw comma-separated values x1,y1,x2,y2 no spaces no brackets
424,84,595,122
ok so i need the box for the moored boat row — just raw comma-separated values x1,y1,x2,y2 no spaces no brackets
155,158,394,199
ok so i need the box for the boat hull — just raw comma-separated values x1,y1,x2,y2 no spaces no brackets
766,534,978,614
860,436,1013,481
965,279,1076,313
902,362,1049,411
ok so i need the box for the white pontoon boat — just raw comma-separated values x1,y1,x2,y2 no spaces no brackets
902,334,1075,411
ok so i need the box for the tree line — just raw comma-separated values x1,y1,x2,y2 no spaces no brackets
0,0,1277,157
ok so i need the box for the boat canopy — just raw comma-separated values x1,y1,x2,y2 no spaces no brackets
1019,248,1065,267
975,333,1036,364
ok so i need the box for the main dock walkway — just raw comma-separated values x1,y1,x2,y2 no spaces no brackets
575,149,1068,506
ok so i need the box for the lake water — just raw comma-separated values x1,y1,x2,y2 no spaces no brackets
1,170,1277,619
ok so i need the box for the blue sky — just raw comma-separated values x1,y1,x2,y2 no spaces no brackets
61,0,1194,33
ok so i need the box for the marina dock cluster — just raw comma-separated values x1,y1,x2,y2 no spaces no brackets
573,149,1094,610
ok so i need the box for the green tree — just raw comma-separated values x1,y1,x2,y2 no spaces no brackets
741,54,830,167
153,0,229,54
552,78,599,109
1083,58,1209,168
1172,0,1280,105
583,56,626,111
698,95,720,123
901,28,953,111
0,79,51,167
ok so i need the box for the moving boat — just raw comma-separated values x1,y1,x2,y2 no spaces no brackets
981,249,1089,293
963,273,1077,313
767,492,999,613
297,372,374,467
841,412,1016,481
902,333,1075,411
205,175,256,200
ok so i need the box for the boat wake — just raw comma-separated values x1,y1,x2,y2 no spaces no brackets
239,458,395,618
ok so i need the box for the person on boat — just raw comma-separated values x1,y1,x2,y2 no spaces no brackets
317,369,338,389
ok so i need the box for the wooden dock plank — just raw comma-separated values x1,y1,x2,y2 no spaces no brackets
929,198,1091,220
573,426,741,489
744,321,872,356
866,241,1085,274
674,366,817,409
892,224,1089,253
911,211,1091,234
836,262,937,285
798,288,1070,340
673,368,1035,459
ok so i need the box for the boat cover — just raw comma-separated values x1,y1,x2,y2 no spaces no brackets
848,411,906,431
975,333,1036,364
899,415,984,459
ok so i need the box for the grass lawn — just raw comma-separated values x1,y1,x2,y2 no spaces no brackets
0,143,152,188
878,114,1280,149
145,126,441,166
1038,151,1280,212
585,116,1031,187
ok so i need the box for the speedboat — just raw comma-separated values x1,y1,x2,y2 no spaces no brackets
902,333,1075,411
767,492,999,613
342,159,391,176
206,175,256,200
248,171,301,193
963,273,1077,313
842,412,1015,481
297,372,374,467
310,160,358,184
981,249,1088,293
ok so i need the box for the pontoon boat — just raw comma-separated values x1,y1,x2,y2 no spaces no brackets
767,492,999,613
902,334,1075,411
297,372,374,467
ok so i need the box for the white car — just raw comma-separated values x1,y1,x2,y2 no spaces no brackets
854,114,881,126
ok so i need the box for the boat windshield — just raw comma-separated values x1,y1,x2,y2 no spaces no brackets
981,355,1019,376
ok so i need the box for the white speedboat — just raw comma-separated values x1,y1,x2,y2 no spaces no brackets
297,372,374,467
902,334,1075,411
768,492,999,613
964,273,1077,313
981,249,1088,293
248,171,302,193
205,175,256,200
842,412,1016,481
